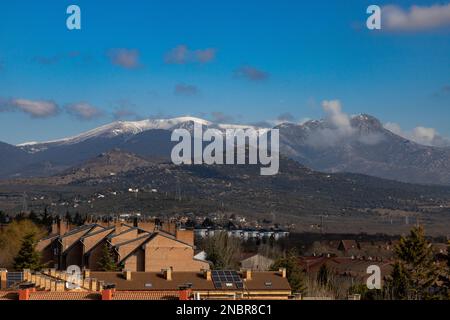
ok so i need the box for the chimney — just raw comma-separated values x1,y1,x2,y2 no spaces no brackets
203,269,211,281
0,269,7,290
50,280,57,292
90,278,98,291
35,274,42,288
83,278,90,289
18,283,35,300
101,284,116,301
124,270,132,281
56,281,65,292
102,289,113,301
244,269,252,281
279,268,287,278
179,289,192,301
163,268,173,281
83,269,90,278
23,269,31,281
52,218,68,236
51,220,58,235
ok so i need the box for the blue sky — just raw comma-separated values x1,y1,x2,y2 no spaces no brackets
0,0,449,145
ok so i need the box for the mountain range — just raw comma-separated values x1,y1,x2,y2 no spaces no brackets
1,115,450,185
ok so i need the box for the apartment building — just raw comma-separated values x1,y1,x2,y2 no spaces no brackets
36,220,209,272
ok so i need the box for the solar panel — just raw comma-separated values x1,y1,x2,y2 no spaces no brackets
211,270,244,290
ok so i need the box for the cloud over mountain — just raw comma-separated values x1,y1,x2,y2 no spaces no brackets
384,122,450,147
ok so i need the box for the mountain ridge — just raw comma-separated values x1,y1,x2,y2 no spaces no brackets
1,114,450,185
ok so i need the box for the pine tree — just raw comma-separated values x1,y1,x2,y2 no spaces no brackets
97,244,119,271
441,241,450,299
388,226,439,299
271,249,306,293
13,232,43,271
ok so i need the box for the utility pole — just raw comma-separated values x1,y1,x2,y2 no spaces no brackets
22,192,28,213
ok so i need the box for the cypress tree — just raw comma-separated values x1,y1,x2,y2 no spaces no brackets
97,244,119,271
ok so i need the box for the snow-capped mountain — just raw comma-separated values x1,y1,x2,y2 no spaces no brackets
276,114,450,185
17,116,263,153
1,114,450,185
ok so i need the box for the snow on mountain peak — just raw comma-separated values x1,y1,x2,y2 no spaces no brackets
17,116,218,150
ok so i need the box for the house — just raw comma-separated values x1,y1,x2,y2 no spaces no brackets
240,254,274,271
36,220,209,272
1,268,292,300
337,240,359,252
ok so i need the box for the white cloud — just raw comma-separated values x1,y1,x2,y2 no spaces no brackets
164,45,216,64
234,65,269,81
383,3,450,31
304,100,385,147
0,98,59,118
66,102,103,120
107,48,141,69
322,100,354,135
384,122,450,147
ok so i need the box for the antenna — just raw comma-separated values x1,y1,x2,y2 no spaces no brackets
175,179,181,201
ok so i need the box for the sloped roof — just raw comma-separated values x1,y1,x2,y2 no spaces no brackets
116,231,195,263
82,227,116,254
338,240,358,251
60,224,102,253
90,271,290,292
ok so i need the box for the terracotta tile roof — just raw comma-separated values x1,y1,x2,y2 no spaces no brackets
108,227,141,240
82,228,116,253
91,271,215,291
90,271,291,292
112,291,178,300
116,235,152,263
114,234,152,248
299,256,393,278
28,292,101,300
338,240,359,251
244,272,291,291
61,224,97,238
82,226,115,240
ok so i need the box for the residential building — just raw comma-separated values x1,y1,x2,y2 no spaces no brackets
36,220,209,272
